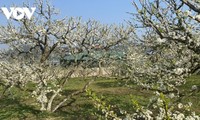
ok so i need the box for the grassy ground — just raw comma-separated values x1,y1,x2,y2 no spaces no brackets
0,75,199,120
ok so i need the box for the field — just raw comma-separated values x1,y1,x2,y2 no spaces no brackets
0,75,199,120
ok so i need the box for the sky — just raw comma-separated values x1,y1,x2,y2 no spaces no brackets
0,0,135,25
0,0,136,49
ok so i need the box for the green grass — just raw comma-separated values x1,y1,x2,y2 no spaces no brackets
0,75,199,119
178,75,200,113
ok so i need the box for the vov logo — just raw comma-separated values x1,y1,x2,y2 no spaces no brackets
1,7,36,20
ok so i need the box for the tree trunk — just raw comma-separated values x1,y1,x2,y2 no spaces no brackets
98,61,103,76
40,51,50,63
46,89,60,112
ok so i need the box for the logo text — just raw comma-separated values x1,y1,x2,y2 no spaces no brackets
1,7,36,20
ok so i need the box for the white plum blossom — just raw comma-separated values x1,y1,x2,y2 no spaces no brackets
195,14,200,20
184,10,191,16
191,85,198,91
178,103,183,109
174,68,185,75
156,38,166,43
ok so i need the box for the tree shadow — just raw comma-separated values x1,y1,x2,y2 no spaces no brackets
60,89,78,96
0,97,44,120
94,81,124,88
55,100,97,120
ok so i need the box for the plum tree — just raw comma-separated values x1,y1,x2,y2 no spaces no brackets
0,0,133,112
